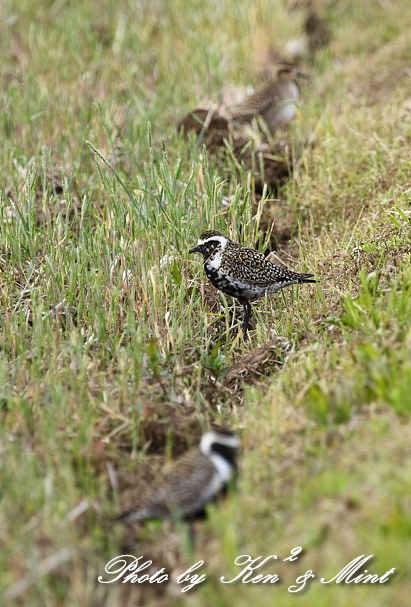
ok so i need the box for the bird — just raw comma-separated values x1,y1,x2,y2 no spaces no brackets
115,430,240,524
304,12,331,56
227,65,306,134
189,230,316,339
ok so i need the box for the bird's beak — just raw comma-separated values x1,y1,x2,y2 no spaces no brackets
188,245,200,254
296,71,310,79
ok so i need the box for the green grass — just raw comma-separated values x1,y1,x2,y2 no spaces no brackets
1,0,411,605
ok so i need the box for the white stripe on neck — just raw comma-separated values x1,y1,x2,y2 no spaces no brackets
209,452,234,483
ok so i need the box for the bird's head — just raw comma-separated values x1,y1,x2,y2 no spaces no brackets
276,64,309,82
200,430,241,467
188,230,229,260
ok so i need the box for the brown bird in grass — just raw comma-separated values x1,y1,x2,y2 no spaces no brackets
115,430,240,524
227,65,306,134
189,230,316,339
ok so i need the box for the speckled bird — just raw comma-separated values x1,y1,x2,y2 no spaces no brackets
189,230,316,338
115,430,240,524
227,65,305,133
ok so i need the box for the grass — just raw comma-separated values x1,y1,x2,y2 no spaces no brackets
1,0,411,605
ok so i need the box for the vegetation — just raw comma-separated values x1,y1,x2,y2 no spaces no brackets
1,0,410,605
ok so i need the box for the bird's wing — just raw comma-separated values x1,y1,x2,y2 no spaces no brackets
251,82,280,114
231,82,279,119
147,451,217,517
117,451,217,522
230,248,301,286
255,258,305,286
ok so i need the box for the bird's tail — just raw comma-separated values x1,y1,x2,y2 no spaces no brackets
298,273,316,284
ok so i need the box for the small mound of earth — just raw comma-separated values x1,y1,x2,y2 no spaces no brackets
177,107,230,150
135,401,202,457
223,337,292,391
177,106,294,191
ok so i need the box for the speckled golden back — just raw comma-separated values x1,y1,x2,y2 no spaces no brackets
228,68,300,132
229,79,284,121
220,241,312,286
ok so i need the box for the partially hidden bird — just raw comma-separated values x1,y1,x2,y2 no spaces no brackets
189,230,316,339
115,430,240,524
227,65,306,134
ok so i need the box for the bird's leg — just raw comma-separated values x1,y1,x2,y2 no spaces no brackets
187,521,196,555
239,300,251,340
